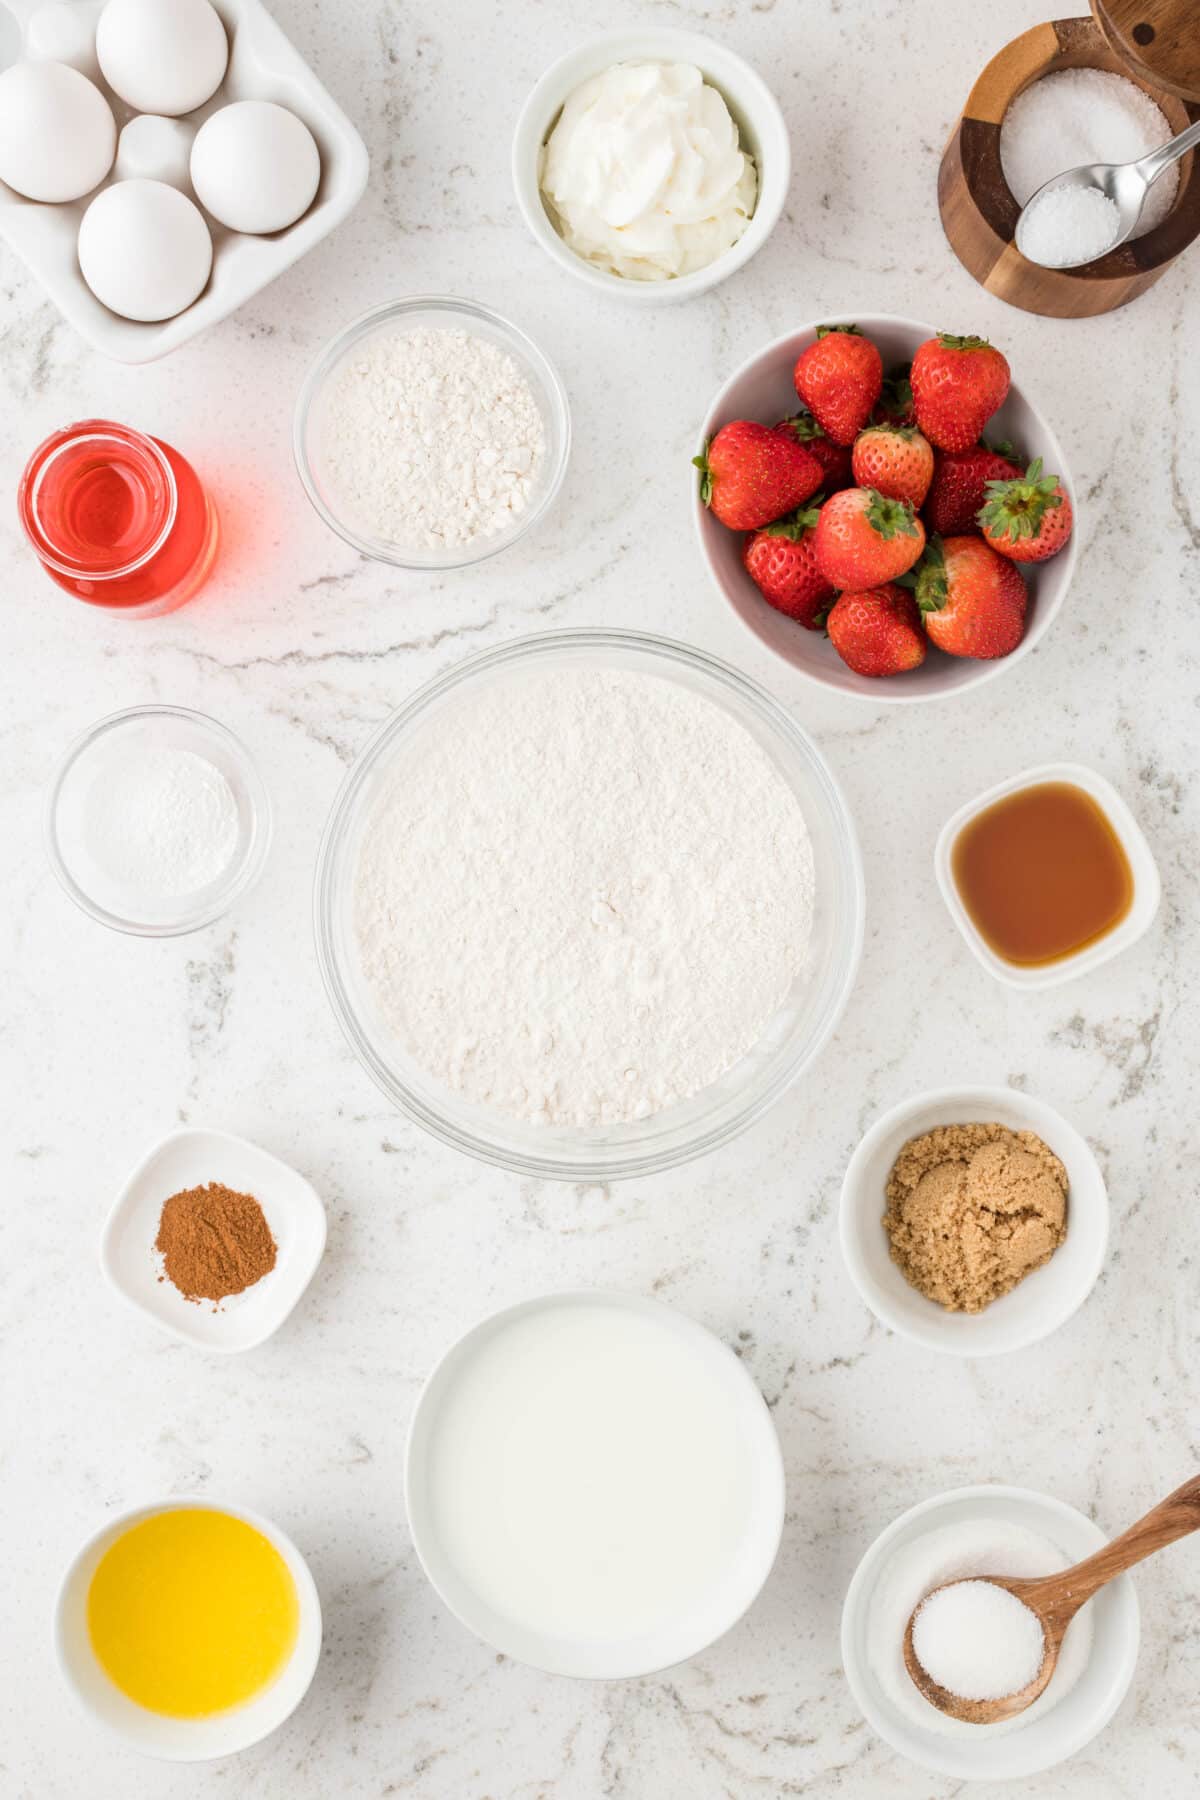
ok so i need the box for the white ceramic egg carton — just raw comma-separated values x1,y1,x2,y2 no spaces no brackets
0,0,368,362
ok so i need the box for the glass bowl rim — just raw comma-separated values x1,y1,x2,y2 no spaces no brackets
292,294,573,572
313,626,865,1181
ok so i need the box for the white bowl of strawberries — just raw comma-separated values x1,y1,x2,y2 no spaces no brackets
693,314,1078,702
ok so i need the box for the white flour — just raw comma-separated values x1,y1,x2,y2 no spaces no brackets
322,326,545,550
85,747,239,895
354,666,815,1126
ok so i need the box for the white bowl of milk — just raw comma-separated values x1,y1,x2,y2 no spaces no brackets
404,1290,786,1678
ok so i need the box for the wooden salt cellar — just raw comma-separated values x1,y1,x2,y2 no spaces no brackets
938,4,1200,316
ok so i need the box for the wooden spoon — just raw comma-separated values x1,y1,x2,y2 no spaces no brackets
903,1473,1200,1725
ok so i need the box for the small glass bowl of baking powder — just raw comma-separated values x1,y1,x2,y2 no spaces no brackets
46,705,272,937
293,295,572,571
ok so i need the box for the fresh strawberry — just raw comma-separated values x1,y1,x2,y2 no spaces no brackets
851,425,934,508
979,457,1074,562
826,584,926,677
742,501,832,627
793,325,883,447
694,420,823,531
911,332,1011,452
924,443,1023,536
813,487,926,590
776,412,854,492
873,362,915,427
914,535,1028,659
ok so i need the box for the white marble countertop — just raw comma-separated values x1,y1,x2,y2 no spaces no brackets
3,0,1200,1793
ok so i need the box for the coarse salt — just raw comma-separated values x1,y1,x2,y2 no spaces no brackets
1019,182,1121,267
321,326,546,552
1001,69,1177,238
912,1579,1045,1702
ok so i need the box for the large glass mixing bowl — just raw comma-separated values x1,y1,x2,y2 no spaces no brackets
314,629,864,1181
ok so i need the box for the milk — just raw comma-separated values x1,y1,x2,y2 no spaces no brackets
423,1300,767,1643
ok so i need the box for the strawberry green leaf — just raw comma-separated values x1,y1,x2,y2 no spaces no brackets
936,332,993,351
978,457,1062,543
692,445,713,507
763,498,824,539
864,489,919,541
815,323,863,339
779,411,826,442
877,363,913,415
913,538,948,615
859,424,919,443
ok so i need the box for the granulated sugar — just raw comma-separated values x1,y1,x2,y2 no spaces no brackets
321,327,545,551
912,1579,1045,1702
354,665,815,1126
1001,69,1177,238
1020,182,1121,267
866,1516,1093,1740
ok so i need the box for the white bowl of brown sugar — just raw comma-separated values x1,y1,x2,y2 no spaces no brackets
100,1128,326,1353
839,1087,1108,1357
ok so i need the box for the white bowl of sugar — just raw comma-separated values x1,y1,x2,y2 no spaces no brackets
841,1483,1140,1780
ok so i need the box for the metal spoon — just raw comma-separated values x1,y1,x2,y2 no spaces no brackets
1015,119,1200,268
903,1473,1200,1725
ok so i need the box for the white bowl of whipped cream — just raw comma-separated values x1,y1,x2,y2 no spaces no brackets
512,29,789,302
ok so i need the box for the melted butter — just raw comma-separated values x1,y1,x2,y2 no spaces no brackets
87,1507,299,1717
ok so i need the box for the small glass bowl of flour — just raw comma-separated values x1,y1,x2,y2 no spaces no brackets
46,706,271,935
842,1484,1140,1781
294,296,571,571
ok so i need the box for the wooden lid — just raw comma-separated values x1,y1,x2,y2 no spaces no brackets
1090,0,1200,99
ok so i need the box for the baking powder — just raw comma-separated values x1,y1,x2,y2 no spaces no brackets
354,666,815,1126
84,747,238,895
322,326,545,550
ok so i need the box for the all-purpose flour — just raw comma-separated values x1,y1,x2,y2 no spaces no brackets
322,326,545,551
354,666,816,1126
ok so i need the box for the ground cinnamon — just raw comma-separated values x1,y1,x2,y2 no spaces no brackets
155,1181,277,1306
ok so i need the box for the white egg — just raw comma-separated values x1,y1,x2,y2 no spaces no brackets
0,61,115,203
26,2,101,81
190,100,320,234
115,115,195,192
96,0,227,117
78,179,213,321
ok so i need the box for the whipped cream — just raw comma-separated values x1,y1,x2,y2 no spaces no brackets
539,61,757,282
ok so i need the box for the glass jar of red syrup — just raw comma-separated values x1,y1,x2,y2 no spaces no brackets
18,420,218,616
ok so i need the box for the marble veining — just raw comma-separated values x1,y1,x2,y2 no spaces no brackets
2,0,1200,1794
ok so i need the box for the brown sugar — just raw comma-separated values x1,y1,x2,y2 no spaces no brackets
883,1123,1068,1313
155,1181,277,1307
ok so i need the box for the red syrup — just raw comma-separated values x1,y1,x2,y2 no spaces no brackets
18,420,219,614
